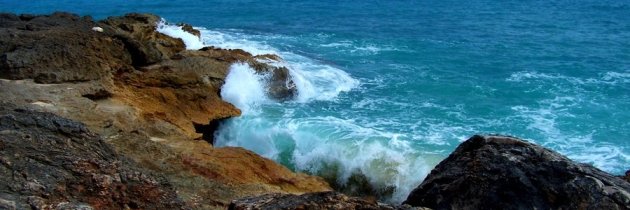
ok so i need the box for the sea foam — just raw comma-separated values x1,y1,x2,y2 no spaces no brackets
221,63,270,114
156,20,205,50
208,28,428,203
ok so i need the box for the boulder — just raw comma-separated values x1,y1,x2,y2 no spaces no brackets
0,104,186,209
229,191,427,210
404,135,630,210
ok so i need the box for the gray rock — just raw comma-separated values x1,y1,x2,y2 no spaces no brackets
0,104,187,209
404,135,630,210
229,191,429,210
0,197,16,210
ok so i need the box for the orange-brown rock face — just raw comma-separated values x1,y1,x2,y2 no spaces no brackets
0,12,329,209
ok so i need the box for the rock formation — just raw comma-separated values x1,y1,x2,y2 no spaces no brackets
229,191,427,210
0,104,186,209
404,135,630,210
0,12,327,209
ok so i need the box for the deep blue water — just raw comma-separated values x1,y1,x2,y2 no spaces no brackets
3,0,629,202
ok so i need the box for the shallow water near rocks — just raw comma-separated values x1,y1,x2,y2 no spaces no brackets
5,0,629,203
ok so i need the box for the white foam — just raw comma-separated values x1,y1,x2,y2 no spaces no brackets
205,25,428,203
156,20,205,50
220,63,269,114
510,96,629,174
216,115,431,203
198,29,276,55
201,29,359,102
602,71,630,83
507,70,630,85
286,60,358,102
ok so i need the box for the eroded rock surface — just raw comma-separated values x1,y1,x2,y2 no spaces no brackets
229,191,427,210
0,12,130,83
404,135,630,210
0,104,186,209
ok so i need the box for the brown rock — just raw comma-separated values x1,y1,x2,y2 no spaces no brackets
178,23,201,37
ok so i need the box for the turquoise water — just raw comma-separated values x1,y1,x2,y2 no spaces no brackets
4,0,629,202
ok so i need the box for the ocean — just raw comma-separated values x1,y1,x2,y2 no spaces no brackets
3,0,629,202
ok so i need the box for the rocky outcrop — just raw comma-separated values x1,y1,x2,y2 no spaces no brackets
229,191,427,210
0,104,186,209
404,135,630,210
100,13,185,67
0,12,130,83
0,12,328,209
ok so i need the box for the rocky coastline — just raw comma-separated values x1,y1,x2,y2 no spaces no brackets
1,12,628,209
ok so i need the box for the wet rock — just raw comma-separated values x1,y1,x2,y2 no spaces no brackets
229,191,428,210
0,104,187,209
250,65,297,100
622,170,630,183
404,135,630,210
178,23,201,37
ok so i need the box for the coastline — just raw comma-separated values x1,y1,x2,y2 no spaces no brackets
0,12,628,209
0,12,330,209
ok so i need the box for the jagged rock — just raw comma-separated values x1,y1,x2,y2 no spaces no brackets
178,23,201,37
404,135,630,210
0,104,186,209
100,13,185,66
229,191,428,210
0,12,131,83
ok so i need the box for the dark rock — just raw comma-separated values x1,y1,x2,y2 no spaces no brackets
248,62,297,100
81,89,113,101
229,191,428,210
0,104,187,209
621,170,630,183
0,13,131,83
193,117,231,144
404,135,630,210
100,13,185,66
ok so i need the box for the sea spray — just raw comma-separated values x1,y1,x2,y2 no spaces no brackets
221,63,270,114
156,20,205,50
215,41,429,202
154,20,433,203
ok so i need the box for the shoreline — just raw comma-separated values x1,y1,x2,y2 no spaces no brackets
0,12,628,209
